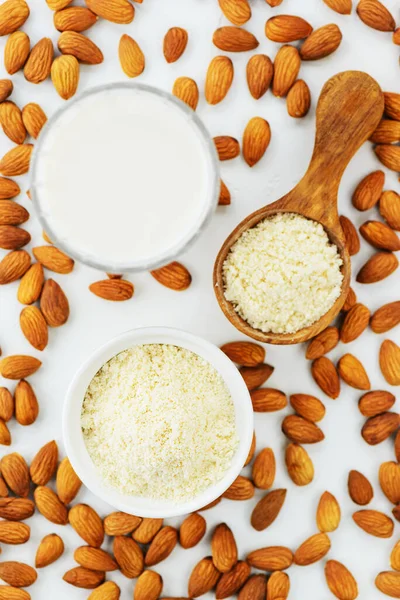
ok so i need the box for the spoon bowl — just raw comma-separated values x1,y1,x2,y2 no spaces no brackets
214,71,384,344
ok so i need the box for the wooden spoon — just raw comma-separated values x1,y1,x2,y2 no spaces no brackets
214,71,384,345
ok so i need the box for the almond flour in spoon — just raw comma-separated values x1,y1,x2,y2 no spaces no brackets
223,213,343,334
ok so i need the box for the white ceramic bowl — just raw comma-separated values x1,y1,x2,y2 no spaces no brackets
63,327,254,518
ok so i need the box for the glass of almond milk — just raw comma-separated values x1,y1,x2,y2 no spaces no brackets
30,83,219,272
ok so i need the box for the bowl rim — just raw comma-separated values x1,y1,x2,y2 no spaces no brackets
63,326,254,518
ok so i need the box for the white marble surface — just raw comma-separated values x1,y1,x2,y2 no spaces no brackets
0,0,399,598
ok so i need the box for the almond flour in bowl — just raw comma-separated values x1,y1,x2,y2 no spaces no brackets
223,213,343,335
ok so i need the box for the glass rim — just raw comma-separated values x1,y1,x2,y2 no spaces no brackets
30,82,220,273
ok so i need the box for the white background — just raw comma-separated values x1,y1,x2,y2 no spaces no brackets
0,0,399,598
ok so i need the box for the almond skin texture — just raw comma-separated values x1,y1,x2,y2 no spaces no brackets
323,0,352,14
251,488,286,531
239,364,274,390
359,390,395,417
223,475,255,500
0,419,11,446
4,31,30,75
362,412,400,445
215,561,250,599
0,144,33,176
163,27,188,63
317,491,341,532
357,0,395,31
265,15,313,42
220,341,265,366
172,77,199,110
306,327,339,360
325,560,358,600
384,92,400,120
54,7,98,32
300,24,342,60
0,355,41,379
380,461,400,504
286,79,311,118
145,526,178,566
56,457,82,505
0,225,30,250
51,55,80,100
104,512,141,537
213,26,259,52
247,547,293,571
74,546,118,571
391,541,400,571
34,487,68,525
0,201,28,226
357,251,398,283
371,302,400,333
134,570,163,600
375,145,400,171
246,54,273,100
30,440,58,486
285,442,314,486
69,504,104,548
272,45,301,97
352,170,384,211
242,117,271,167
214,136,240,161
150,262,191,290
133,518,163,544
294,532,331,566
252,447,276,489
205,56,234,105
238,574,267,600
22,103,47,139
113,536,143,578
88,582,121,600
58,31,103,64
188,557,220,598
0,79,13,103
348,470,373,505
290,394,326,422
353,509,394,538
179,513,206,549
40,279,69,327
380,190,400,230
342,287,357,312
0,387,14,421
376,571,400,598
63,567,105,589
218,0,251,25
85,0,135,24
370,119,400,144
0,498,34,521
89,279,134,301
266,571,290,599
212,523,238,573
119,34,145,77
18,263,44,305
380,339,400,385
0,521,30,544
20,306,48,351
33,246,74,274
46,0,73,9
250,388,287,412
338,353,370,390
282,415,324,444
0,0,29,36
0,176,19,199
360,220,400,251
0,562,37,587
15,379,38,426
340,303,370,343
35,533,64,568
24,38,53,84
339,215,360,255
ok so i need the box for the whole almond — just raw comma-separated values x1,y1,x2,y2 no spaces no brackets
300,24,342,60
286,79,311,118
118,34,144,77
247,546,293,571
51,55,80,100
252,447,276,489
342,287,357,312
339,215,360,255
380,190,400,230
215,561,250,599
0,250,31,284
145,526,178,567
246,54,273,99
272,45,301,97
205,56,234,105
384,92,400,120
133,518,163,544
212,523,237,573
323,0,352,14
266,571,290,599
214,136,240,160
56,457,82,504
360,220,400,251
0,144,33,176
74,546,118,571
0,521,30,544
244,431,256,466
265,15,313,42
290,394,325,422
348,470,373,505
21,103,46,139
40,279,69,327
357,0,395,31
213,26,259,52
163,27,188,63
220,341,265,366
88,582,121,600
58,31,103,64
223,475,255,500
0,355,41,379
357,251,398,283
242,117,271,167
150,261,191,290
113,535,143,578
0,176,19,199
371,301,400,333
375,144,400,171
54,7,98,32
188,557,220,598
282,415,324,444
317,491,341,532
14,379,39,425
391,541,400,571
63,567,105,589
69,504,104,547
34,487,68,525
250,388,287,412
239,364,274,390
179,513,206,549
0,0,29,36
0,387,14,421
379,461,400,504
306,326,339,360
338,353,370,390
104,512,141,536
24,38,53,84
294,532,331,566
251,488,286,531
172,77,199,110
20,306,48,351
4,31,29,75
325,560,358,600
35,533,64,568
0,498,34,522
371,119,400,144
218,0,251,25
285,442,314,486
0,562,37,587
17,263,44,305
0,453,29,497
0,201,28,226
353,509,394,537
362,412,400,445
0,79,13,103
85,0,135,23
359,390,395,417
0,225,30,250
340,303,370,343
134,570,163,600
89,279,134,301
380,339,400,385
238,574,267,600
376,571,400,598
30,440,58,485
352,170,384,211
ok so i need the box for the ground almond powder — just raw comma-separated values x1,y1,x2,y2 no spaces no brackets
223,212,343,334
81,344,238,503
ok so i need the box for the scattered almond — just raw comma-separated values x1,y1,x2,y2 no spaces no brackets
223,475,255,500
188,557,220,598
380,190,400,231
359,390,395,417
342,287,357,312
357,251,398,284
20,306,48,351
63,567,105,589
353,509,394,538
215,561,250,599
0,201,28,226
0,521,30,544
380,339,400,385
356,0,395,31
113,535,143,578
220,341,265,366
218,0,251,25
30,440,58,486
348,470,373,505
375,144,400,171
252,447,276,489
391,541,400,571
325,560,358,600
14,379,38,426
85,0,135,24
0,176,19,199
0,387,13,421
251,488,286,531
285,442,314,486
247,546,293,571
46,0,73,9
338,353,370,390
376,571,400,598
179,513,206,549
0,453,29,497
4,31,30,75
17,263,44,305
323,0,352,14
0,79,13,102
150,262,191,290
0,225,30,250
40,279,69,327
265,15,313,42
306,327,339,359
213,26,259,52
286,79,311,118
371,119,400,143
340,303,370,343
69,504,104,547
104,512,141,536
89,279,134,301
266,571,290,599
145,526,178,567
54,7,98,32
282,414,324,443
379,461,400,504
0,419,11,445
246,54,273,99
290,393,325,422
272,45,301,97
118,34,144,77
35,533,64,568
362,412,400,445
360,220,400,251
0,144,33,176
352,170,384,211
163,27,188,63
238,574,267,600
339,215,360,255
250,388,287,412
0,0,30,36
133,518,163,544
0,562,37,588
214,136,240,160
300,24,342,60
242,117,271,167
172,76,199,110
205,56,234,105
0,498,34,521
211,523,238,573
312,357,341,398
74,546,118,571
317,491,341,532
51,55,80,100
88,582,121,600
371,301,400,333
0,355,41,380
0,250,31,285
239,363,274,390
134,570,163,600
34,486,68,525
24,38,53,84
294,532,331,566
56,457,82,504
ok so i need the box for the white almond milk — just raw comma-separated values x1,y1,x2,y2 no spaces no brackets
31,85,218,270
